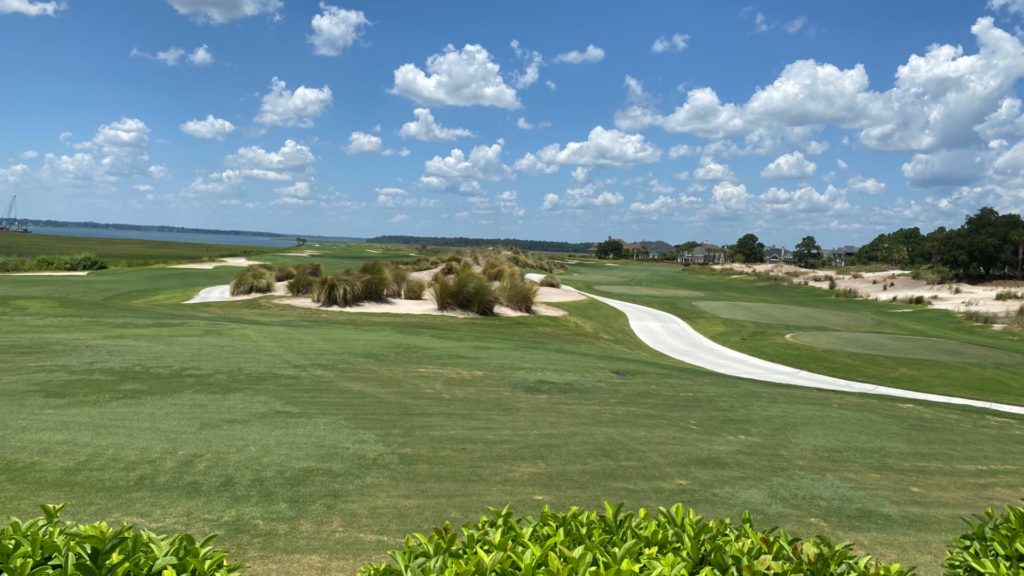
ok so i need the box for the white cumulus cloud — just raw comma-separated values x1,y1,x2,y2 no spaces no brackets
255,77,333,128
652,33,689,54
399,108,473,141
164,0,281,23
308,3,368,56
761,151,817,179
533,126,661,168
180,115,235,140
554,44,605,64
0,0,63,16
391,44,520,109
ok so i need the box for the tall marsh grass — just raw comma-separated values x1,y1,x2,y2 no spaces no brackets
229,266,275,296
498,275,538,312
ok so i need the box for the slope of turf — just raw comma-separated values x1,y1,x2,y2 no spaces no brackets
787,331,1022,364
568,261,1024,404
2,242,1023,576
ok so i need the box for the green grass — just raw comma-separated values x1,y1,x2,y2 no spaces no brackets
593,285,704,297
786,332,1022,364
567,261,1024,405
0,233,276,267
1,238,1024,576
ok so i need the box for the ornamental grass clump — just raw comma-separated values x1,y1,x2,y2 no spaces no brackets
313,273,362,307
275,265,297,281
539,274,561,288
359,261,398,301
296,262,324,278
287,274,314,296
0,504,242,576
451,268,497,315
432,275,455,311
944,503,1024,576
229,265,275,296
357,503,912,576
403,278,427,300
498,275,537,313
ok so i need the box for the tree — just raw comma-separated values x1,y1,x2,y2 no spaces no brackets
734,233,765,264
295,237,308,247
793,235,823,268
1011,227,1024,277
595,238,625,259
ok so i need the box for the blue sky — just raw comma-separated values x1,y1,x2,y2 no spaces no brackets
2,0,1024,246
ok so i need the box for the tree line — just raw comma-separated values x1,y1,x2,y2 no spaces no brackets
368,235,592,253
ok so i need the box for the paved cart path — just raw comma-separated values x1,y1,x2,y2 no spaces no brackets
534,276,1024,416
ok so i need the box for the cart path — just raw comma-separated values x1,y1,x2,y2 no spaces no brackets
564,282,1024,416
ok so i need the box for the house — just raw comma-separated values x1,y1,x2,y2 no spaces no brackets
824,245,859,268
678,243,730,265
628,240,676,260
763,246,791,264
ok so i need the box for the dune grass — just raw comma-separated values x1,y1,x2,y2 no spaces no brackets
229,266,275,296
1,240,1023,576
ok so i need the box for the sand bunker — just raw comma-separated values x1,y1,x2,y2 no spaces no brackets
273,294,567,317
171,257,265,270
1,271,90,276
185,281,288,303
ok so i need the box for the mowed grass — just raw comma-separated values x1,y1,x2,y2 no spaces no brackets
1,239,1023,576
787,332,1022,364
568,261,1024,405
0,232,275,266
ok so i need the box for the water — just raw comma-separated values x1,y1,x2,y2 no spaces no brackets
31,226,298,248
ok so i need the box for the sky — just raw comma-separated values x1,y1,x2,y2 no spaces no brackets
3,1,1024,246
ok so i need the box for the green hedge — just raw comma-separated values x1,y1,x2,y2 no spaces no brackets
0,253,107,273
0,504,241,576
945,503,1024,576
358,503,911,576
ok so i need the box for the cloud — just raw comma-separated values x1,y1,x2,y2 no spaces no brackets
421,140,512,192
761,151,817,179
554,44,605,64
901,149,986,188
711,181,750,210
616,86,745,139
188,45,214,65
391,44,520,109
758,184,849,213
510,40,543,89
308,3,368,56
0,163,29,184
541,183,623,210
164,0,281,23
345,131,409,156
692,156,736,181
398,108,473,141
516,117,534,130
785,17,807,34
847,175,887,195
226,139,315,171
255,77,333,128
180,115,235,140
651,33,689,54
989,0,1024,14
276,181,311,198
532,126,661,168
0,0,63,16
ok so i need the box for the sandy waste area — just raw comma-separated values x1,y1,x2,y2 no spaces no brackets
171,257,266,270
713,263,1024,316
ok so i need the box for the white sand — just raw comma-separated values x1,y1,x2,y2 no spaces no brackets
1,271,90,276
273,294,566,317
365,249,381,253
714,263,1024,316
185,281,288,303
171,257,266,270
524,273,588,303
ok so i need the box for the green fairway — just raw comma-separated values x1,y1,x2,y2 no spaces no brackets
695,300,875,329
592,285,704,297
786,331,1023,364
2,237,1023,576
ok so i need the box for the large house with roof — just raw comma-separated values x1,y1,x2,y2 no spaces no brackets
823,245,860,268
763,246,792,264
628,240,677,260
678,243,730,265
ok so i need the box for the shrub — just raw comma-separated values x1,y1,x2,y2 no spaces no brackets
229,266,275,296
498,275,537,313
896,295,930,306
834,288,862,299
275,265,297,281
357,503,910,576
963,310,998,325
403,278,427,300
0,504,242,576
945,503,1024,576
540,274,561,288
0,255,27,272
287,274,314,296
994,290,1023,301
28,252,107,272
1015,305,1024,330
828,278,838,290
313,274,362,307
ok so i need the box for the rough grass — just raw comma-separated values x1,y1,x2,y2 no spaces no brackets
229,266,275,296
402,279,426,300
540,274,561,288
286,274,314,296
0,232,272,267
695,301,874,330
313,274,362,307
